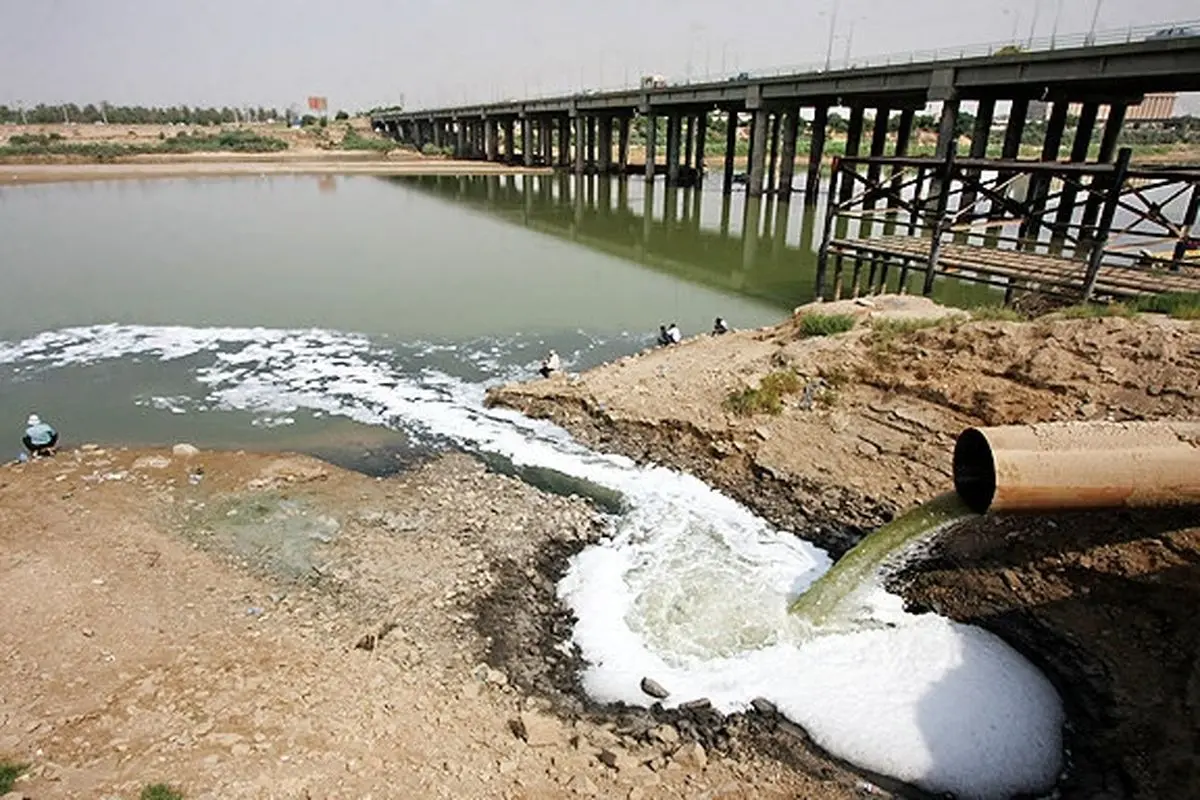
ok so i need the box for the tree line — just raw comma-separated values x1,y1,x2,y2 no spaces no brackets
0,104,284,126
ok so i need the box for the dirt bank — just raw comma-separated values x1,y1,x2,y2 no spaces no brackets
0,446,874,799
488,295,1200,798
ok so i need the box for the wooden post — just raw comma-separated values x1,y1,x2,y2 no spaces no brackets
1081,148,1132,301
814,158,843,300
1171,184,1200,270
923,146,957,297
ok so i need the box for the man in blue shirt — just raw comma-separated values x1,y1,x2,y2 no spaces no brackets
22,414,58,458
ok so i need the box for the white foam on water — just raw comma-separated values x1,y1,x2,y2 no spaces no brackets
0,324,1064,797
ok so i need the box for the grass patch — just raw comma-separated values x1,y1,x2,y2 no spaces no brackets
1056,302,1134,319
870,317,950,338
141,783,184,800
1127,292,1200,320
341,129,395,152
797,313,856,338
723,370,802,417
970,305,1024,322
1,760,28,794
0,129,288,162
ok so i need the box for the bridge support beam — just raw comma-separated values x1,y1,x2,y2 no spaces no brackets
1081,103,1128,237
1053,102,1099,238
504,120,515,163
666,114,682,186
747,109,769,197
455,121,466,157
521,116,533,167
1022,100,1068,240
723,110,738,194
838,106,866,202
598,116,613,173
684,116,695,171
778,106,799,199
766,112,781,193
645,114,658,180
574,116,585,174
805,106,828,204
864,106,891,207
618,116,631,172
557,117,570,167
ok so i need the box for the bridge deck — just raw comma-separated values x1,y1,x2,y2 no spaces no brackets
828,235,1200,299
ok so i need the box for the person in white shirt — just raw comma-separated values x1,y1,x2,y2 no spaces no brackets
712,317,731,335
539,350,561,378
666,323,682,344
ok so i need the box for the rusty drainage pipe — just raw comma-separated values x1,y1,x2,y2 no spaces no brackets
953,421,1200,514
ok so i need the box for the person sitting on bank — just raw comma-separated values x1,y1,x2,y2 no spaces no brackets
539,350,561,379
657,325,672,347
667,323,682,344
22,414,58,458
712,317,731,336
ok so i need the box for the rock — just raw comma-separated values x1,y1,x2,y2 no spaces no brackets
640,676,669,699
597,748,637,772
672,741,707,770
566,775,598,796
512,712,562,747
2,792,30,800
750,697,777,715
132,455,172,470
649,724,679,745
754,426,771,441
679,698,712,712
172,443,200,457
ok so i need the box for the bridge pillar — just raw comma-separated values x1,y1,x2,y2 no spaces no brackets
747,108,769,197
544,118,555,165
1080,103,1128,237
521,116,533,167
455,121,466,157
886,108,916,208
695,112,708,173
1021,100,1068,239
665,114,682,185
504,120,515,163
778,106,800,199
1053,102,1100,238
865,107,891,193
485,119,498,161
684,116,695,171
558,117,570,167
723,110,738,194
618,116,631,172
957,98,995,213
644,114,658,181
805,106,828,204
574,116,585,174
595,116,609,172
766,112,781,192
838,106,866,202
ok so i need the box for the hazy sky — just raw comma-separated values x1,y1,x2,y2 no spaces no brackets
1,0,1195,112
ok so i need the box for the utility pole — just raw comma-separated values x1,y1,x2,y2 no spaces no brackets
1086,0,1105,46
824,0,840,71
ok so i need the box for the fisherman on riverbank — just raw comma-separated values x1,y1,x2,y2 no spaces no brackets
666,322,682,344
22,414,58,458
658,325,672,346
539,350,561,379
712,317,731,336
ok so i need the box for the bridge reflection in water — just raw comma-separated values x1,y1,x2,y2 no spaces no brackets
393,173,1002,311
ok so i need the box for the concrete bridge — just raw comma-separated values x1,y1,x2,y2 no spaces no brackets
372,34,1200,201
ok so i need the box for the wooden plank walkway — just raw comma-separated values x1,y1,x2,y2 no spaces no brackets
830,235,1200,299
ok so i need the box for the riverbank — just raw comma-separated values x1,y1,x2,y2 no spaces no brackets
489,295,1200,798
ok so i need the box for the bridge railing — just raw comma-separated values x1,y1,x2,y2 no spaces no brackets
377,18,1200,115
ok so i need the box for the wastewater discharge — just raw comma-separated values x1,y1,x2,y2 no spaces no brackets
0,324,1064,798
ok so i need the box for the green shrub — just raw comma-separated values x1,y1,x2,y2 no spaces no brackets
0,761,27,794
420,143,440,156
1127,292,1200,320
341,130,394,152
723,370,803,417
797,313,856,337
870,317,949,338
141,784,184,800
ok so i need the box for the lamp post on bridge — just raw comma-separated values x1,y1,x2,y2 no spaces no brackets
1085,0,1106,46
823,0,839,71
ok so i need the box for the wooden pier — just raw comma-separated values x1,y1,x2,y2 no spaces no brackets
815,149,1200,303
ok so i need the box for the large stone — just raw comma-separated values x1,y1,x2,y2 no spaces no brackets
566,775,598,796
133,455,172,470
639,676,669,699
672,741,707,770
172,443,200,457
649,724,679,745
